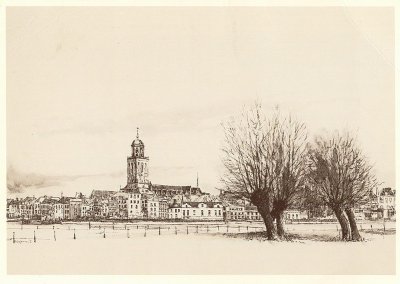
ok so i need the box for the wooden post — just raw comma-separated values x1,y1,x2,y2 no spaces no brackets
113,223,115,230
175,226,177,235
227,225,229,233
196,225,198,233
144,227,147,237
89,222,91,230
74,228,76,240
54,230,56,241
159,226,161,235
127,228,130,238
13,232,15,244
217,225,219,231
247,226,249,232
238,226,240,232
187,226,189,234
207,225,209,233
34,230,36,243
103,228,106,238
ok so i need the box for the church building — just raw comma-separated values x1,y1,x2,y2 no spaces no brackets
121,128,203,197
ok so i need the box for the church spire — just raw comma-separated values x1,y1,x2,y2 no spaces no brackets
136,127,139,139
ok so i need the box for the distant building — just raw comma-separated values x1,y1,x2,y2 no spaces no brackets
180,195,223,220
226,203,245,221
244,206,261,221
284,209,308,220
378,187,396,219
69,198,82,219
127,189,143,218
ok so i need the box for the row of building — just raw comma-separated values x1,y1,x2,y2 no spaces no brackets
7,186,395,222
6,190,263,222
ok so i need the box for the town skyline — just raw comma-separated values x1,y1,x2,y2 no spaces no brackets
7,7,394,198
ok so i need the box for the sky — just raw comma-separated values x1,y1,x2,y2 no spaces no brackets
6,7,394,198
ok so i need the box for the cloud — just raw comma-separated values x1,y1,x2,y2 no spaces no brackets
7,166,60,193
6,166,125,194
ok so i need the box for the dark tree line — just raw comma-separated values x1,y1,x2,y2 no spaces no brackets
221,103,377,241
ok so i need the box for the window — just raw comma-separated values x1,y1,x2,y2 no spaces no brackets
208,210,211,216
201,210,204,216
193,210,196,215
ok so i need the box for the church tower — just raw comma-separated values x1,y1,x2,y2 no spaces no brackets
125,128,149,191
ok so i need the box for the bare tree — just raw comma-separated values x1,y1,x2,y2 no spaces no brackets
221,103,279,240
269,115,309,237
307,132,378,241
220,103,309,239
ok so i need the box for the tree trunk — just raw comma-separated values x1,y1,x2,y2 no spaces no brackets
251,190,278,240
333,207,350,240
261,211,278,240
345,208,362,241
276,211,285,237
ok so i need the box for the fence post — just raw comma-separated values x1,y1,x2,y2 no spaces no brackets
54,230,56,241
159,226,161,235
34,230,36,243
74,228,76,240
113,223,115,230
21,223,23,230
217,225,219,231
196,225,198,233
227,225,229,233
13,232,15,244
89,222,91,230
103,228,106,238
207,225,209,233
187,226,189,234
175,226,177,235
238,226,240,232
127,228,130,238
247,226,249,232
144,227,147,237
